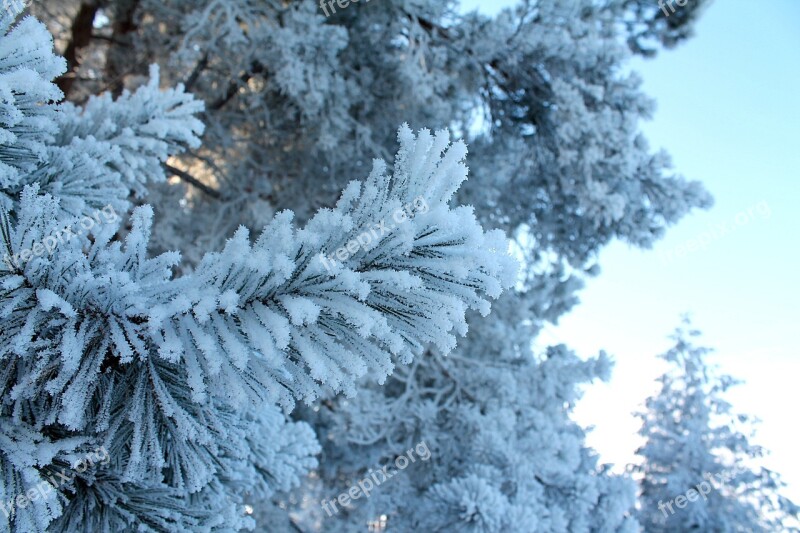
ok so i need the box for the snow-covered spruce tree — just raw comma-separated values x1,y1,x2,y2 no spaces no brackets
300,289,638,532
635,319,799,532
0,9,516,532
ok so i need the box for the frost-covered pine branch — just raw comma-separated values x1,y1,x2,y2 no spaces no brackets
0,9,515,532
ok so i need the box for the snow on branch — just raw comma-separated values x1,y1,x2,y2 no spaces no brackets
0,125,516,529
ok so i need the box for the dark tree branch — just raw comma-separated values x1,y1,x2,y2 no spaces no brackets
55,1,101,98
288,518,306,533
414,14,451,40
207,61,265,111
90,33,129,46
164,163,221,199
183,53,208,93
105,0,141,97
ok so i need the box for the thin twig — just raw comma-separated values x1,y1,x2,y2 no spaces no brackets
184,53,208,92
207,61,265,111
164,163,221,199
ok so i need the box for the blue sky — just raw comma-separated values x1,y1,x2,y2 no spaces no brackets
461,0,800,502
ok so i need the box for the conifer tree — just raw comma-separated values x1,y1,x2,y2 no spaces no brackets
635,319,799,532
